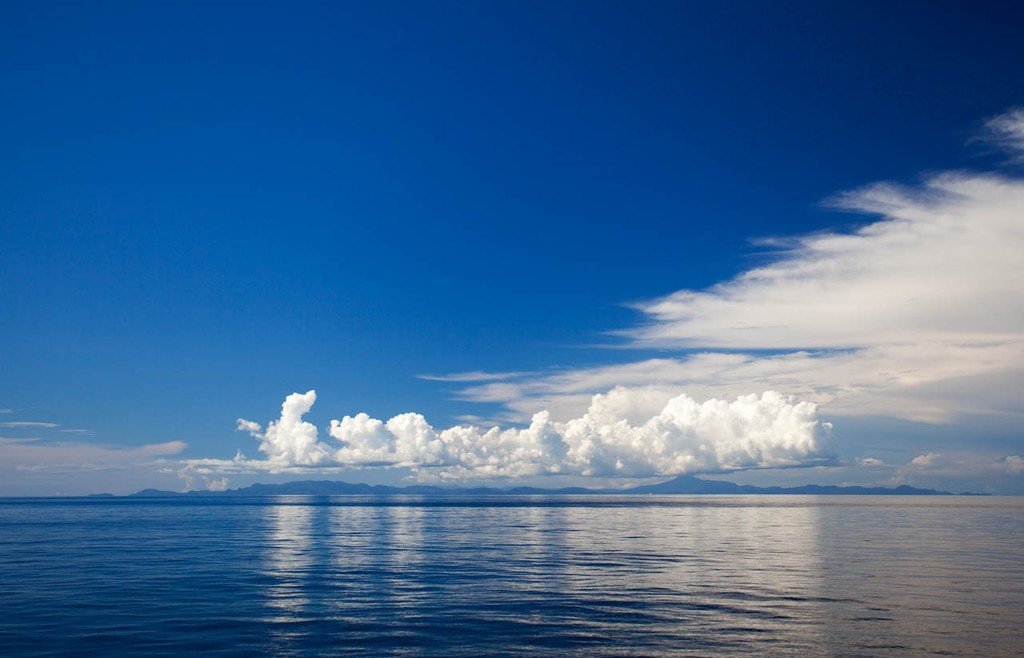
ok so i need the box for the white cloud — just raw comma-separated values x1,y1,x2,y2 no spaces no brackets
0,436,42,445
189,388,833,480
443,110,1024,427
235,390,329,467
910,452,940,467
416,371,526,383
1000,455,1024,474
0,440,186,473
983,107,1024,158
629,172,1024,351
0,421,58,428
174,465,231,492
858,457,884,466
879,452,1024,493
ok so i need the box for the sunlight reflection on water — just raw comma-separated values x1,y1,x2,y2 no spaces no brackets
0,496,1021,656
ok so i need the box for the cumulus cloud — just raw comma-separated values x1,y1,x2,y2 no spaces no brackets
188,388,833,479
999,455,1024,474
440,109,1024,426
234,390,329,467
910,452,940,467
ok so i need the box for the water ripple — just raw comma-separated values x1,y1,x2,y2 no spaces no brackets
1,495,1022,656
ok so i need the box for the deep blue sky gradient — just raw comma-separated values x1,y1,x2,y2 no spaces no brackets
2,1,1023,455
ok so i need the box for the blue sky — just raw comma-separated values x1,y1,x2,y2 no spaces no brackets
2,1,1023,494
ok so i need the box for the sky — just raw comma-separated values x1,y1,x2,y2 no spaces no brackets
2,1,1023,495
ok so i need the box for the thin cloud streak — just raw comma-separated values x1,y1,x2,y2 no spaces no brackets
0,440,187,473
982,107,1024,159
416,371,528,383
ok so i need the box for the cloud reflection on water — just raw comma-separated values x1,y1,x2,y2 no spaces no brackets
256,497,834,655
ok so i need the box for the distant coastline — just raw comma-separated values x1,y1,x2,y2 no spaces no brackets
119,475,982,498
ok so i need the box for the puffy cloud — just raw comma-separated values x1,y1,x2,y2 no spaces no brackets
910,452,940,467
1000,455,1024,475
176,464,231,492
206,477,230,491
443,110,1024,427
235,390,329,467
189,388,833,479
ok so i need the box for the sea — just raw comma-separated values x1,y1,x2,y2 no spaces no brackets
0,495,1021,657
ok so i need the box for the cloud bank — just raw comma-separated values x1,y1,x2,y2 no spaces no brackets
187,388,833,479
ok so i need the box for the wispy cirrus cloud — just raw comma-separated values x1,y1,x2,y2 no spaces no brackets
0,436,43,445
416,371,528,383
0,440,186,474
0,421,58,429
981,107,1024,159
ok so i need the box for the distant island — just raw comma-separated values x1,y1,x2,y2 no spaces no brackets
127,474,976,497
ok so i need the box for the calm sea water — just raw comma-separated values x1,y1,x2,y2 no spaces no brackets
0,495,1021,657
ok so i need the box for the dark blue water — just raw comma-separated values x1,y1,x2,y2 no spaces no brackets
1,496,1021,657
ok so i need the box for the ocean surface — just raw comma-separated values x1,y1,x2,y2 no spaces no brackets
0,496,1021,657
